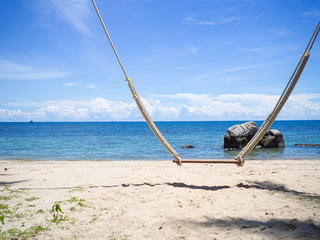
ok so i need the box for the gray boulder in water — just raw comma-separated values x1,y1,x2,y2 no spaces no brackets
224,121,258,149
224,121,285,149
259,129,285,148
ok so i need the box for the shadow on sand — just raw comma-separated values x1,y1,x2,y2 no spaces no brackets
0,180,28,186
180,217,320,239
237,180,320,198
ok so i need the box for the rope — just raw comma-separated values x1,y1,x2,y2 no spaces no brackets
92,0,182,166
235,53,310,166
235,20,319,166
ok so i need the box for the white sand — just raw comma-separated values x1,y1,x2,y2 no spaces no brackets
0,160,319,239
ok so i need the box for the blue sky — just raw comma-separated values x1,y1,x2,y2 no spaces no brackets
0,0,319,121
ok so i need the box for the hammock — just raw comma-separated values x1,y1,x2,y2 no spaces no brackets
92,0,319,167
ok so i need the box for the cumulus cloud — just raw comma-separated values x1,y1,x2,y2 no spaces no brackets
157,93,320,120
1,94,320,121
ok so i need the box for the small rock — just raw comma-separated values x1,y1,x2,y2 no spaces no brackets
294,143,320,147
181,145,195,148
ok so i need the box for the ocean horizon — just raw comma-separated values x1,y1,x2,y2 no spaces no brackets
1,120,319,161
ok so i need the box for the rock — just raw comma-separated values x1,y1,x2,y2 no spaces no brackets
259,129,285,148
224,121,258,148
294,143,320,147
181,145,195,148
224,122,285,149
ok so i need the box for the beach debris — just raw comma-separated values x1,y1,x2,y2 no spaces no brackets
180,145,195,148
224,121,284,149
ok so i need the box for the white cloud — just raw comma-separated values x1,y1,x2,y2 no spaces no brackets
140,98,181,119
184,16,216,26
269,29,291,37
1,94,319,121
88,84,98,90
237,46,297,52
183,16,240,26
187,57,296,82
62,82,99,90
0,59,68,80
62,82,79,87
302,11,320,18
49,0,91,35
156,93,320,120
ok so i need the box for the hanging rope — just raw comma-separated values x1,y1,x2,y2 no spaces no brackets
235,20,320,166
92,0,182,166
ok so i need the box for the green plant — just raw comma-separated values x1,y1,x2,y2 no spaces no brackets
49,204,66,224
14,212,28,219
10,189,24,194
76,198,87,207
267,191,276,195
1,225,47,239
0,213,4,225
77,201,86,207
67,196,79,203
1,185,10,191
89,216,99,223
25,197,39,202
0,204,8,210
0,195,13,201
2,210,11,214
36,209,44,214
299,195,320,202
109,237,129,240
68,188,84,193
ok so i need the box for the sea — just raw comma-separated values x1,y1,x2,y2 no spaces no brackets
0,121,319,161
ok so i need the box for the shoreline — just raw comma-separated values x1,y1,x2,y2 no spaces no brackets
1,160,319,239
1,157,320,162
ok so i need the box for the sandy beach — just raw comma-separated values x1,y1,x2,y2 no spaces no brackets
0,160,319,239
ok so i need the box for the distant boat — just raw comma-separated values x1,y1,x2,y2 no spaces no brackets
30,121,33,123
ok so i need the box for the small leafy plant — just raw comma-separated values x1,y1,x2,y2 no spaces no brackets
67,196,79,203
0,213,4,225
49,203,66,224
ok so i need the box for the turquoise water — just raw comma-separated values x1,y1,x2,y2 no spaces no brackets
0,121,319,161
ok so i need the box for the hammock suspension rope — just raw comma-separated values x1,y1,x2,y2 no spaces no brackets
234,19,319,166
92,0,182,166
